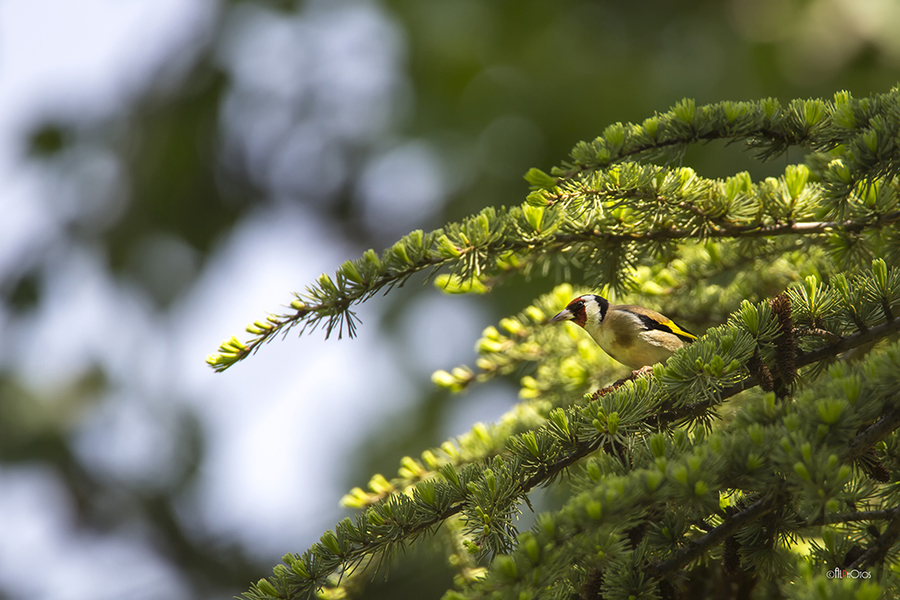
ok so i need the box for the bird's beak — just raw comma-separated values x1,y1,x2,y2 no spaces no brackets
550,309,573,324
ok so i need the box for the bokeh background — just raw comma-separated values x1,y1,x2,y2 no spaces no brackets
1,1,898,599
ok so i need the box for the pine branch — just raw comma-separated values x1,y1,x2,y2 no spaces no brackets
210,87,900,372
237,87,900,599
843,407,900,464
652,313,900,427
454,343,900,598
252,302,900,599
817,508,900,526
250,333,900,600
645,493,780,578
354,265,900,511
505,318,900,509
210,200,898,372
647,460,900,579
848,507,900,570
207,250,448,371
554,89,900,197
547,212,900,244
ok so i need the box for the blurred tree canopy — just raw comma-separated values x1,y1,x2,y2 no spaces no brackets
4,0,900,599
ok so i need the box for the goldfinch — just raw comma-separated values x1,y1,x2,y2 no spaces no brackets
550,294,697,369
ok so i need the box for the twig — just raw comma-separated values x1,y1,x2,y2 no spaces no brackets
848,508,900,570
816,508,900,526
795,327,843,344
842,407,900,464
646,494,779,578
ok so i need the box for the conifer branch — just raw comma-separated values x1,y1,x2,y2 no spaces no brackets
549,211,900,244
646,493,780,578
553,88,900,194
247,333,900,600
843,407,900,464
357,269,900,511
653,313,900,427
236,87,900,599
210,204,899,372
848,507,900,570
503,318,900,503
797,315,900,367
210,85,900,372
818,508,900,526
649,452,900,579
452,341,900,598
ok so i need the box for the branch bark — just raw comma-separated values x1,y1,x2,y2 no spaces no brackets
646,494,780,578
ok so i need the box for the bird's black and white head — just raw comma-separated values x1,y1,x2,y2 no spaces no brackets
550,295,609,329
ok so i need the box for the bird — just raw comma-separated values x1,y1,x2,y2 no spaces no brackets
549,294,697,370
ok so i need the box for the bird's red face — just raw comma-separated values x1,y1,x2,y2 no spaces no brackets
550,296,588,328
